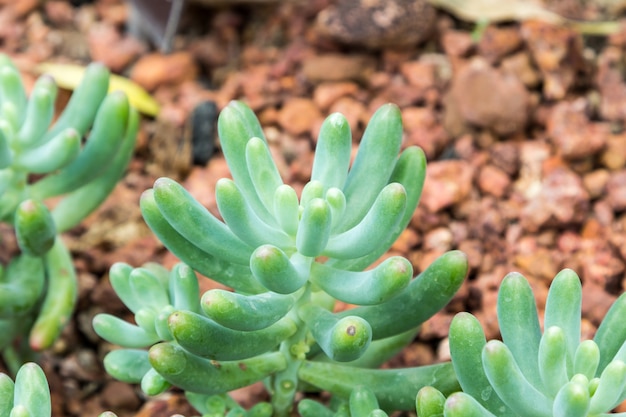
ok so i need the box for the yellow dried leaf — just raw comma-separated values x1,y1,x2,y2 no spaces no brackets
35,62,160,117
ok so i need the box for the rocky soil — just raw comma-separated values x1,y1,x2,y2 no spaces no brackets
2,0,626,415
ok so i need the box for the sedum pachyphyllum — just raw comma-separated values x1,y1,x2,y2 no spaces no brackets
0,53,138,371
417,269,626,417
93,100,468,416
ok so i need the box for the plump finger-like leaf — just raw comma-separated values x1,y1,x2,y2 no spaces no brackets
14,199,56,256
0,372,15,416
311,112,352,191
324,183,406,260
497,272,543,390
0,55,27,125
140,368,171,396
29,91,130,199
13,128,80,175
216,178,293,249
149,343,287,395
553,380,589,417
449,312,512,415
310,257,411,305
153,177,254,265
52,107,139,232
129,267,170,311
350,385,379,417
340,104,403,231
343,250,467,339
594,292,626,375
589,360,626,414
296,198,331,257
299,304,371,362
92,313,160,348
297,398,334,417
246,137,283,216
539,326,570,397
0,254,45,318
574,340,600,380
250,245,309,294
217,100,274,224
13,363,51,417
443,392,499,417
140,189,263,293
169,310,297,361
544,269,582,373
416,386,446,417
298,361,460,411
104,349,151,383
169,263,201,314
273,184,299,236
201,289,298,331
29,238,78,351
482,340,551,417
16,75,56,148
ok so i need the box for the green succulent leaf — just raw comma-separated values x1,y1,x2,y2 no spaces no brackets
299,304,371,362
311,112,352,192
442,392,498,417
349,385,380,417
298,361,460,411
12,363,50,417
169,263,201,314
16,74,56,148
149,343,287,395
29,237,78,351
104,349,151,383
309,256,412,306
296,197,332,257
594,292,626,375
169,310,297,361
152,177,254,265
201,289,298,331
92,313,160,348
343,250,467,340
552,380,589,417
340,103,403,232
324,182,406,260
249,245,310,294
497,272,543,390
544,269,582,374
245,136,283,215
574,340,600,380
13,128,80,175
14,199,56,256
415,386,446,417
588,360,626,414
140,189,264,293
449,312,512,415
0,254,45,318
216,178,292,249
538,326,569,397
482,340,551,417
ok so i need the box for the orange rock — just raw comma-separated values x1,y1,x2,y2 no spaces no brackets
131,52,199,91
277,97,322,137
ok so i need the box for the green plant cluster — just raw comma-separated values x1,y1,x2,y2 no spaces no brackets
0,54,138,371
1,97,625,417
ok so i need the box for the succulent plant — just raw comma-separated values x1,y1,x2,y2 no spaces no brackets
93,100,467,416
0,54,138,370
417,269,626,417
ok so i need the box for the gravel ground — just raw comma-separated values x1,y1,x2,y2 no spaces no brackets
1,0,626,415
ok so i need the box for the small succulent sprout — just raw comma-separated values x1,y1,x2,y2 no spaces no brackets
97,100,467,416
418,269,626,417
